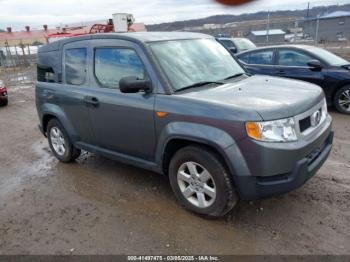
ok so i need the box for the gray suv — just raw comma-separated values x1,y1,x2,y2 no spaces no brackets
36,32,333,217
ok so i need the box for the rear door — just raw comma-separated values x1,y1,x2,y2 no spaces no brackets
87,39,156,161
274,48,325,87
237,49,276,76
60,41,94,144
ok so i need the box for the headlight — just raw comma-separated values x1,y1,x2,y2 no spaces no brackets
246,117,297,142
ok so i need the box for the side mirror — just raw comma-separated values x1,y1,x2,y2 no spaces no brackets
307,60,322,71
229,47,237,54
119,76,152,93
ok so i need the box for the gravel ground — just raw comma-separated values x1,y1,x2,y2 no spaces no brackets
0,84,349,255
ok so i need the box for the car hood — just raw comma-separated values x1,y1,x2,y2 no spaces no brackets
179,75,324,120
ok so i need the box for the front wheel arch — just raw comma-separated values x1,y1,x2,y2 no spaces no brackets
162,138,233,178
333,84,350,114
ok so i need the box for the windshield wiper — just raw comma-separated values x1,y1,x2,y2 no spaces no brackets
224,73,245,80
175,81,224,92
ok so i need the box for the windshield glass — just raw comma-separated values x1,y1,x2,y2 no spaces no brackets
149,39,245,91
307,46,349,66
233,38,256,51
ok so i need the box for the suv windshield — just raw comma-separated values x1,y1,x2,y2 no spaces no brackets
233,38,256,52
149,39,245,91
307,46,349,66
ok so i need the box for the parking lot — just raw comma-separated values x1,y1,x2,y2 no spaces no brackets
0,82,349,255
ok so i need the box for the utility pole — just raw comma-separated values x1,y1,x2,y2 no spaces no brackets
315,14,320,45
266,11,270,44
306,2,310,19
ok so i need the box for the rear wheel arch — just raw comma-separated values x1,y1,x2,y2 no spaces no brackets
42,114,57,134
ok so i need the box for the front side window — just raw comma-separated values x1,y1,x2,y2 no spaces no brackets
149,39,244,91
278,50,313,67
239,50,273,65
94,48,145,89
65,48,87,85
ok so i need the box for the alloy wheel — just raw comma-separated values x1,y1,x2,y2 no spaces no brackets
50,127,66,156
338,89,350,112
177,161,216,208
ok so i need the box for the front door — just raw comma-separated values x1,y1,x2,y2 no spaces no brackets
87,39,156,161
274,49,325,88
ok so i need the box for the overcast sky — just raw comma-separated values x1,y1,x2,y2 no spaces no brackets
0,0,349,30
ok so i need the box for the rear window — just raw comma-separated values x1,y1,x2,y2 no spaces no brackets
239,50,274,65
37,66,55,82
65,48,87,85
219,39,235,49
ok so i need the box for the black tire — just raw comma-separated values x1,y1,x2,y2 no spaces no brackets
333,85,350,114
168,145,239,218
0,98,8,106
47,119,81,163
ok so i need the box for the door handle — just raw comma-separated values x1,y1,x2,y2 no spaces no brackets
84,96,99,106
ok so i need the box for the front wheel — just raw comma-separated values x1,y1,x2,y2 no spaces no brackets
334,85,350,114
168,146,239,218
47,119,81,163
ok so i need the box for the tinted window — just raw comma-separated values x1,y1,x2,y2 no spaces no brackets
278,50,313,67
95,48,145,89
65,48,87,85
37,66,55,83
239,50,273,65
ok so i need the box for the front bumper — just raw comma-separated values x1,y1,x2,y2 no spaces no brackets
235,130,333,200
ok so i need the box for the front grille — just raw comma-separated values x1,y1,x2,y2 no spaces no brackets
299,116,311,133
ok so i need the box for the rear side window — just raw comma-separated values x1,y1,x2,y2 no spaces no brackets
239,50,274,65
94,48,145,89
65,48,87,85
278,50,313,67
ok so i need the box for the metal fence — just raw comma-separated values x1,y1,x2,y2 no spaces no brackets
0,44,38,87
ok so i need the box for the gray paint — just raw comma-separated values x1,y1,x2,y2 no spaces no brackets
36,32,333,199
303,15,350,42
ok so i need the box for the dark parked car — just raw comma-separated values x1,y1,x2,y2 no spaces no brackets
0,80,8,106
216,37,256,54
36,32,333,217
236,45,350,114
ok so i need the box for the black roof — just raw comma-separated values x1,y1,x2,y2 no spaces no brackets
39,32,212,53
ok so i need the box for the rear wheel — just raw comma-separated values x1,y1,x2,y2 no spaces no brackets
334,85,350,114
47,119,81,162
168,146,239,218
